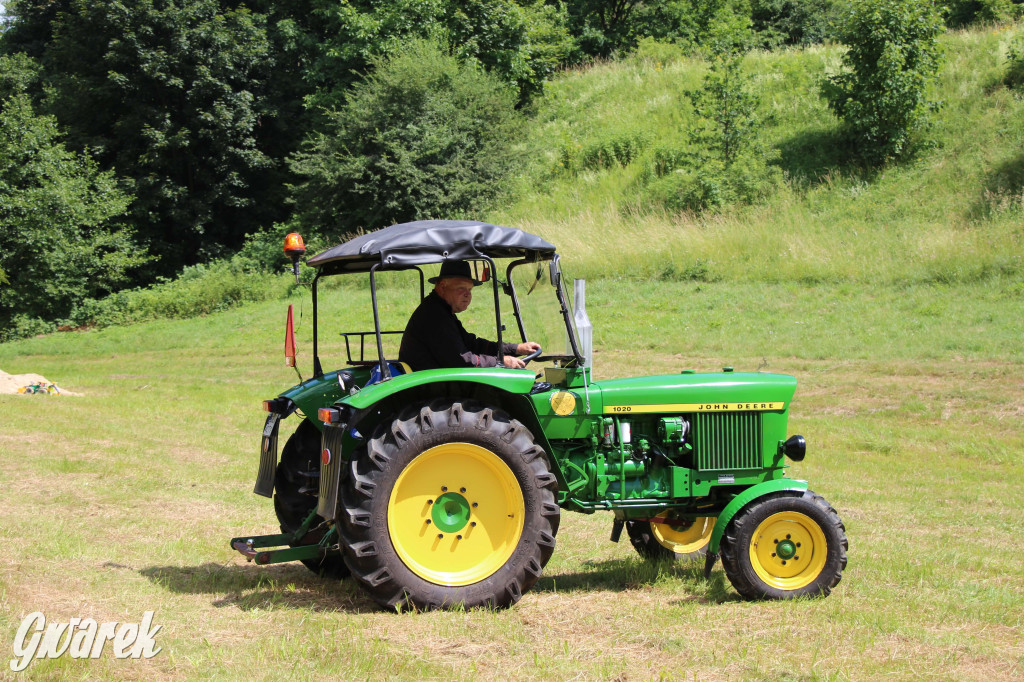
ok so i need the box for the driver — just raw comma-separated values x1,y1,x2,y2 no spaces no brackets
399,260,540,371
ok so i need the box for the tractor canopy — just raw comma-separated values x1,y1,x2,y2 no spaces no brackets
306,220,557,274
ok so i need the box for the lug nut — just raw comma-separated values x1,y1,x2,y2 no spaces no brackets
441,486,448,492
437,534,444,539
456,535,463,540
460,487,466,493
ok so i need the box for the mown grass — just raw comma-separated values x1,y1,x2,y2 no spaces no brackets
1,276,1022,680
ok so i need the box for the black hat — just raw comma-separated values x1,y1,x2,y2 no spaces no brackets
429,260,481,285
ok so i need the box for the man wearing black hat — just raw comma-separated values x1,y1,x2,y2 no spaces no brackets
399,260,540,371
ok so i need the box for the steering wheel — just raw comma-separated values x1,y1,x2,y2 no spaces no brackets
521,345,543,366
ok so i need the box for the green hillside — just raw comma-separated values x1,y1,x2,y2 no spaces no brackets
494,27,1024,286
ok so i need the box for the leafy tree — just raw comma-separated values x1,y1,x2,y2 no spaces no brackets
1005,34,1024,89
647,10,780,212
560,0,736,58
290,39,525,235
750,0,843,47
30,0,274,275
296,0,571,109
0,54,148,338
945,0,1016,29
822,0,945,166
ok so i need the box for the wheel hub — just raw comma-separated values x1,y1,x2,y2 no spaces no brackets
431,491,471,533
775,539,797,560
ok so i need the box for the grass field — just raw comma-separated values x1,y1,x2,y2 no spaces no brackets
1,278,1021,680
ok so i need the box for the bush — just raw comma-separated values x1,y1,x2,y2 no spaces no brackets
1005,35,1024,88
0,54,149,337
751,0,844,47
558,129,650,173
821,0,945,166
641,154,781,213
290,39,525,235
945,0,1017,29
673,10,781,211
73,258,292,331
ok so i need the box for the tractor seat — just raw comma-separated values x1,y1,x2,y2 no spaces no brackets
365,361,412,387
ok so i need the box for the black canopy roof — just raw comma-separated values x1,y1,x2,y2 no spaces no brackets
306,220,556,274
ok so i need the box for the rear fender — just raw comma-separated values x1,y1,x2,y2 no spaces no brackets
317,371,564,518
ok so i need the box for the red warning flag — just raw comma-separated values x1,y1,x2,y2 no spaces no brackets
285,305,296,367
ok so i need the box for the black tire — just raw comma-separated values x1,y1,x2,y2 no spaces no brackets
626,515,715,562
720,490,847,600
274,419,349,579
339,398,560,610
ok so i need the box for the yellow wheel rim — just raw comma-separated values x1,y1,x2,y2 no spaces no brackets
749,511,828,590
651,516,715,555
387,442,525,586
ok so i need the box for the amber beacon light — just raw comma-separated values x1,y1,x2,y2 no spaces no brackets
284,232,306,283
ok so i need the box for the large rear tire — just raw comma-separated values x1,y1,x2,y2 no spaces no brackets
720,491,846,599
626,514,715,562
339,399,560,610
274,419,349,579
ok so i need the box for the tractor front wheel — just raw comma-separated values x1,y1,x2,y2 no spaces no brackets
339,399,560,610
626,515,715,562
720,491,847,600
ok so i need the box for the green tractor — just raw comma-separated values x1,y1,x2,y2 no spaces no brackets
232,220,847,610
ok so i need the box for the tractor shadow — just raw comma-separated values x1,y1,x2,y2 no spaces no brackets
533,558,738,604
137,561,379,613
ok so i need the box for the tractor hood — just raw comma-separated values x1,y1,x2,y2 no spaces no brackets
594,372,797,414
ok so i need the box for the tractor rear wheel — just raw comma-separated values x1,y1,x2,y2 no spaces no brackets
626,515,715,562
339,399,560,610
274,419,349,579
720,491,846,600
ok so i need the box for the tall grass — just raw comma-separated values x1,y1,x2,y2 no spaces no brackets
494,26,1024,286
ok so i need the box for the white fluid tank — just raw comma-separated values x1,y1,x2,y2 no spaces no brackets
573,278,593,368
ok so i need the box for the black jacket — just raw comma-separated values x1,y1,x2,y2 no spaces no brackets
398,291,518,371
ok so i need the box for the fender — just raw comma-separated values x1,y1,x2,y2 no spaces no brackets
708,478,810,554
343,367,536,410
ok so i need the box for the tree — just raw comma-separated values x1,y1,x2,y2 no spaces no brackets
821,0,945,166
0,54,148,337
296,0,572,110
644,10,780,213
289,39,525,236
34,0,274,275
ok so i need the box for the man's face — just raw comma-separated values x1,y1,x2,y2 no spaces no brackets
438,277,475,314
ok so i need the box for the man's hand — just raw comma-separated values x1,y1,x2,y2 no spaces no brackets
504,355,527,369
516,341,541,356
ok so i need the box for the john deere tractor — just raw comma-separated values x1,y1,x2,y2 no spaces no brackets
231,220,847,610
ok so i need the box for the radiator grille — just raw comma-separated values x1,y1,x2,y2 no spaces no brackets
694,411,762,471
317,424,345,520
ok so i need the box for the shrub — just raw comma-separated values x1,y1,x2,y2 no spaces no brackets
290,39,525,235
821,0,945,166
0,54,149,336
945,0,1017,29
751,0,844,47
558,128,650,173
1005,35,1024,89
